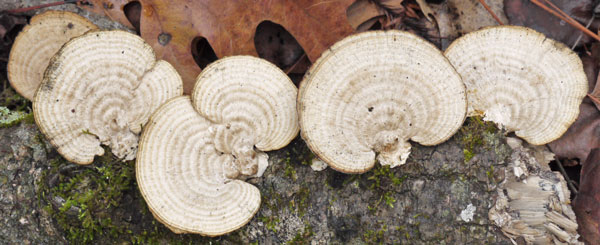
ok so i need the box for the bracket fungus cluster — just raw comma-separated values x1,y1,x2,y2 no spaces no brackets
445,26,588,145
136,56,298,235
33,30,183,164
12,9,587,238
8,10,98,100
298,31,467,174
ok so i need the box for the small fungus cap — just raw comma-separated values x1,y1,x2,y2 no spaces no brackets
444,26,588,145
192,56,299,179
8,10,97,100
33,30,183,164
137,96,261,236
137,56,298,235
298,30,467,174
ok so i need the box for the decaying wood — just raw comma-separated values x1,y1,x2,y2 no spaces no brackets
489,137,581,244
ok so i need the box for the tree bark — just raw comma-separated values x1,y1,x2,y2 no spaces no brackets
0,122,515,244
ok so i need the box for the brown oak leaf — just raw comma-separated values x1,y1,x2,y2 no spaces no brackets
573,148,600,244
504,0,598,48
549,45,600,163
82,0,355,93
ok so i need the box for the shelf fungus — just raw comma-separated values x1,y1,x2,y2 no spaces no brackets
136,56,298,235
8,10,98,100
298,31,467,174
444,26,587,145
489,137,581,244
33,30,183,164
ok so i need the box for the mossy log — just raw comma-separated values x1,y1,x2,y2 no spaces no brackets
0,120,524,244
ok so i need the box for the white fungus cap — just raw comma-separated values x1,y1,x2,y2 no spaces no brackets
444,26,588,145
298,30,467,174
33,30,183,164
136,96,261,236
192,56,299,179
137,56,299,235
8,10,98,100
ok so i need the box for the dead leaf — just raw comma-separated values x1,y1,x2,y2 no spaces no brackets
550,44,600,163
589,75,600,110
398,14,439,45
587,44,600,110
415,0,434,21
548,102,600,163
504,0,597,47
583,50,600,92
0,13,26,44
83,0,355,93
346,0,385,30
573,148,600,244
254,21,305,71
375,0,405,15
428,0,507,49
0,13,26,67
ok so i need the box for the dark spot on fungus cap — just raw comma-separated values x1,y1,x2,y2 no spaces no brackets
67,23,73,29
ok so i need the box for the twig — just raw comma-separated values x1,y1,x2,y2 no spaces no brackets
477,0,503,25
531,0,600,42
284,53,307,75
571,180,579,189
546,145,578,194
583,42,592,56
571,13,595,50
5,0,80,14
588,93,600,105
588,70,600,104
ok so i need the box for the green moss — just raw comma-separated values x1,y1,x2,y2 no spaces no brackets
0,78,33,127
367,165,405,190
282,139,316,180
368,191,396,212
262,185,285,214
81,129,97,136
38,152,134,243
464,149,475,162
0,106,31,127
38,152,226,244
0,82,30,108
288,187,309,215
287,224,313,244
284,138,315,167
362,224,387,244
284,157,298,181
342,174,360,187
459,117,497,163
383,192,396,208
259,216,280,233
294,187,310,217
486,165,495,181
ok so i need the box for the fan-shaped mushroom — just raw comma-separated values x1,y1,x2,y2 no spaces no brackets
298,31,467,174
136,56,298,235
8,10,98,100
137,96,261,235
33,30,183,164
444,26,587,145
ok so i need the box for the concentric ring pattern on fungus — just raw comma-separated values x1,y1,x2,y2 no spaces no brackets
33,30,182,164
298,30,467,174
136,96,261,236
444,26,587,145
137,56,298,235
8,10,98,100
